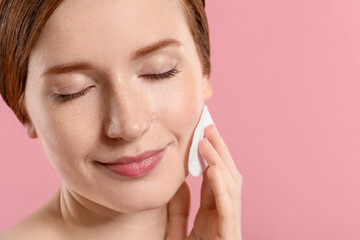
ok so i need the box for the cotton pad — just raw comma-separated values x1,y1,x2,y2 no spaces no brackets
188,105,215,177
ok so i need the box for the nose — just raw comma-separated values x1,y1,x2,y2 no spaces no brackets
103,80,151,142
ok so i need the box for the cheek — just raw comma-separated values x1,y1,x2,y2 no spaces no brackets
159,72,204,134
36,106,98,181
24,84,90,184
154,72,204,172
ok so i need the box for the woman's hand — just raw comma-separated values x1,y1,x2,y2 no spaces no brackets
166,124,243,240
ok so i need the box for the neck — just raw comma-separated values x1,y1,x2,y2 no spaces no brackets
51,183,168,240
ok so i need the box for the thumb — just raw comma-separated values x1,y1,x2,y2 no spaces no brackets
165,180,191,240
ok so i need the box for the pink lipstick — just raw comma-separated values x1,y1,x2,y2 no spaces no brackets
100,146,167,178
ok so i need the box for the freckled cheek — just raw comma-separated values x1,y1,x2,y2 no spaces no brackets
155,76,203,144
40,111,94,165
25,97,76,168
41,120,95,185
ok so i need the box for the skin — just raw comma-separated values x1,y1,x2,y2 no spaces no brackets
0,0,242,239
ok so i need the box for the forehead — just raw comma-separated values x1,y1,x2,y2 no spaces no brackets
30,0,190,70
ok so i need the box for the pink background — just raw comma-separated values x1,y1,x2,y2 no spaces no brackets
1,0,360,239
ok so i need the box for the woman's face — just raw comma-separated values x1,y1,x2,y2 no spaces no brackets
24,0,212,213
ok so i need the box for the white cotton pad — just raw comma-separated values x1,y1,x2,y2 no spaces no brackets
188,105,215,177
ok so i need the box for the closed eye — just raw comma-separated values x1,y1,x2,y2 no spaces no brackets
54,86,95,103
141,67,181,80
53,67,181,103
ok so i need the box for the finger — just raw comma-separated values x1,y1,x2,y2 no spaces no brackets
199,164,216,209
207,164,234,240
203,136,243,238
199,138,239,201
165,181,191,240
199,141,243,239
204,124,243,186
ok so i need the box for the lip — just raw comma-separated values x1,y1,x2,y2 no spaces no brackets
99,146,167,178
104,147,166,165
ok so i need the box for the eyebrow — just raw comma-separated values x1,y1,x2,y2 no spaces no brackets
42,38,182,77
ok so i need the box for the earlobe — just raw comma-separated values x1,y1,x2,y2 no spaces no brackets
25,122,38,139
21,97,37,139
203,76,213,102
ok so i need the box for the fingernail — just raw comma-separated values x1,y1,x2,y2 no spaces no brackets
204,137,211,145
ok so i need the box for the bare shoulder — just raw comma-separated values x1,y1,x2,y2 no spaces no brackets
0,192,66,240
0,214,58,240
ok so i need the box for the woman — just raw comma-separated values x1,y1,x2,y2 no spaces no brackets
0,0,243,239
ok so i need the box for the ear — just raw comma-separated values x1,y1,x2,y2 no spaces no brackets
20,95,38,139
24,121,38,139
202,75,213,102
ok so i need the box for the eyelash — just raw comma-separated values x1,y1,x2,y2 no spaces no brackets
141,67,181,80
54,67,181,103
54,86,95,103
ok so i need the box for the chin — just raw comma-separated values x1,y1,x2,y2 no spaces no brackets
106,176,185,213
107,190,173,213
